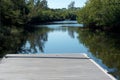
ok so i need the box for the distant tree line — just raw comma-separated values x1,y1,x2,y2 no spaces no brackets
25,0,78,24
1,0,120,31
77,0,120,31
0,0,78,25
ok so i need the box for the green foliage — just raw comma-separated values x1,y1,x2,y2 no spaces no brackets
0,0,78,25
0,0,29,25
77,0,120,30
29,8,78,24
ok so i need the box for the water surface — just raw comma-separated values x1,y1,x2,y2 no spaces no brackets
20,27,88,54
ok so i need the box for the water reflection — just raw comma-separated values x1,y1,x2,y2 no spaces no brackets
77,29,120,79
0,26,26,57
19,26,87,54
19,27,50,53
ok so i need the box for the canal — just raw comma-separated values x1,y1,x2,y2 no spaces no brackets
0,21,120,79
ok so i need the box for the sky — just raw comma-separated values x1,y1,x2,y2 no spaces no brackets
47,0,87,9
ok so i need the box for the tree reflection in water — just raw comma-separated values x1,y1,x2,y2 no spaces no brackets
18,27,51,53
77,29,120,79
0,25,26,57
19,27,78,54
0,25,51,56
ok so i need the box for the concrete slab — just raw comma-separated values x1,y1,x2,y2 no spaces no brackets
0,54,116,80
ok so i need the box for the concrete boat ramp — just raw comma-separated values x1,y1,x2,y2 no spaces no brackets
0,54,116,80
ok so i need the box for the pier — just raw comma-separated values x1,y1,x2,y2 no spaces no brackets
0,54,116,80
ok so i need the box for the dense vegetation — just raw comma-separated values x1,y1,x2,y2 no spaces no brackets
2,0,119,30
77,0,120,31
0,0,78,26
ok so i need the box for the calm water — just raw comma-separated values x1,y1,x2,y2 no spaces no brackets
20,21,87,54
0,21,120,79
